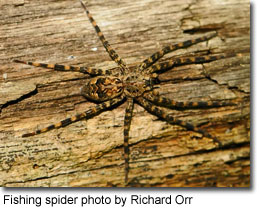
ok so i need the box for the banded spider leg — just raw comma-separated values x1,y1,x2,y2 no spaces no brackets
13,0,237,186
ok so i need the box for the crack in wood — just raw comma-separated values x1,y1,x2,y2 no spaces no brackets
0,0,250,187
0,87,38,113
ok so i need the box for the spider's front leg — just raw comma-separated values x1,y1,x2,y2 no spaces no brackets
79,0,128,71
144,92,235,109
14,60,113,76
135,96,222,146
146,54,227,74
140,32,217,71
22,96,124,137
123,98,134,185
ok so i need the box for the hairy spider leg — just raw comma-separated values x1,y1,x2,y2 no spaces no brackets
144,92,235,109
146,54,226,73
124,98,134,184
136,97,222,146
140,32,217,71
13,60,113,76
79,0,128,72
123,98,134,184
22,96,124,137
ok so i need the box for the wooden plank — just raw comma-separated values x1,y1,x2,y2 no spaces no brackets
0,0,250,187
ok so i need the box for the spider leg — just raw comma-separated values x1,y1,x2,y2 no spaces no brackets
123,98,134,184
79,0,128,71
135,96,222,146
22,96,124,137
144,92,235,109
140,32,217,71
14,60,112,76
146,54,226,74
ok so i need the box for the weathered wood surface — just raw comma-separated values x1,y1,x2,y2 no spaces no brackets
0,0,250,187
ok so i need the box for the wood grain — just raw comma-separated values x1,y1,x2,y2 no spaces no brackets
0,0,250,187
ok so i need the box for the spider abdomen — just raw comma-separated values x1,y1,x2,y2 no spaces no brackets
81,76,123,102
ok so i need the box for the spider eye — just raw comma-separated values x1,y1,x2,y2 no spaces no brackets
153,77,160,84
143,78,154,86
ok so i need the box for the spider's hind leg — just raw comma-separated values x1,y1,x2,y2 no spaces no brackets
22,96,124,137
14,60,111,76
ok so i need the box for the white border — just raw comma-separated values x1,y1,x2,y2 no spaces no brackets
0,0,256,208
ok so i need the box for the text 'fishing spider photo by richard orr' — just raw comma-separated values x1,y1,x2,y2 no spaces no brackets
0,0,249,187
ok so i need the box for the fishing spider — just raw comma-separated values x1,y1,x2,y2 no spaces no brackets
14,0,234,185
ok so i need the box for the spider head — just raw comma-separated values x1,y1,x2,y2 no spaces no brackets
123,73,158,97
81,76,124,102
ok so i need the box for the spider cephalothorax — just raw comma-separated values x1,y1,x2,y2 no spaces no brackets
123,72,156,98
14,0,236,186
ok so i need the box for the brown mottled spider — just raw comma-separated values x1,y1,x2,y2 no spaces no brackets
14,0,234,185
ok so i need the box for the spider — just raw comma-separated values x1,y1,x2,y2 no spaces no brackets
14,0,234,185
